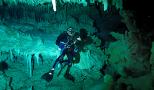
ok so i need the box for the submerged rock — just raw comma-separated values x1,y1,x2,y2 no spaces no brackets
0,61,8,72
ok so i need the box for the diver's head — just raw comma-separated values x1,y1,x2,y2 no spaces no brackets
67,27,75,36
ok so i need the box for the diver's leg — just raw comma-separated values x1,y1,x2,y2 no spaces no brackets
65,53,73,73
52,54,64,69
66,52,73,65
64,53,75,82
64,65,75,82
50,49,67,71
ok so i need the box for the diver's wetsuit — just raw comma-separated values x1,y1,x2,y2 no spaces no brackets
52,45,74,68
52,31,79,69
41,31,79,82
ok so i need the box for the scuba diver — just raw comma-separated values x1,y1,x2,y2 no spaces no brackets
42,27,82,82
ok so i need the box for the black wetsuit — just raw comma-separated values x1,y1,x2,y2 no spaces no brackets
52,31,80,69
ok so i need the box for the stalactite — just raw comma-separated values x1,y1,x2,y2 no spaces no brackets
28,86,33,90
9,49,13,61
0,51,2,59
39,53,43,65
9,77,13,90
27,54,32,77
46,4,49,13
13,53,17,62
0,1,58,22
31,54,35,76
35,53,39,66
0,51,2,62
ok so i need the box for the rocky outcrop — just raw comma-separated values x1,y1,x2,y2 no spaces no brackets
150,42,154,76
104,31,151,78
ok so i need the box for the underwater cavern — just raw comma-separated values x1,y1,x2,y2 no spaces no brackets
0,0,153,90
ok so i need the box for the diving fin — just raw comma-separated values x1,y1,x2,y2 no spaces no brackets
41,70,54,82
64,73,75,82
